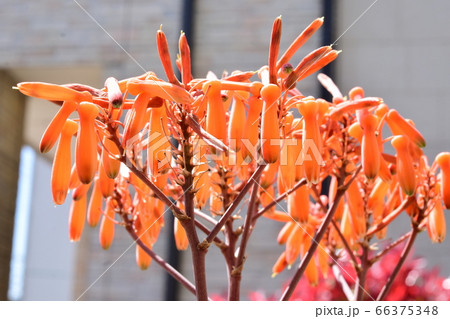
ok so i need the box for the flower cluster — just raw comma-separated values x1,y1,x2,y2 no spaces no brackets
15,16,449,300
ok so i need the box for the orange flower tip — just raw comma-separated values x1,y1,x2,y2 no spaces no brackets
435,152,450,168
319,16,325,22
271,272,278,278
138,264,149,271
349,86,364,100
53,191,67,206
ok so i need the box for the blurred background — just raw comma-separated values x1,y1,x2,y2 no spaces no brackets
1,0,449,300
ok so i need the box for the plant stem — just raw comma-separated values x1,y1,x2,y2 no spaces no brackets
376,228,418,301
201,165,266,247
180,117,209,301
331,264,354,301
229,179,261,300
254,178,307,220
280,167,360,301
280,187,346,300
124,222,198,297
354,241,370,301
371,231,412,264
330,219,359,267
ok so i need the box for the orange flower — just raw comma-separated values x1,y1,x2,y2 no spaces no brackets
228,92,248,151
241,96,263,161
174,218,189,250
40,101,78,153
260,84,281,163
178,32,193,86
203,80,227,143
277,221,296,244
391,135,416,196
87,178,103,227
68,194,87,242
16,82,92,103
272,251,288,277
345,178,366,239
360,114,380,179
76,102,100,184
386,109,426,148
268,16,282,84
148,104,171,175
427,198,446,243
127,79,193,105
122,92,152,146
99,198,116,250
277,17,324,69
328,175,344,221
298,100,321,184
286,226,303,265
156,29,181,86
435,152,450,208
101,135,121,179
284,46,331,89
51,120,78,205
98,161,114,198
288,185,310,224
134,215,153,270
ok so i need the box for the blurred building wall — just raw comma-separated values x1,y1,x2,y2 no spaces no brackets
0,71,25,300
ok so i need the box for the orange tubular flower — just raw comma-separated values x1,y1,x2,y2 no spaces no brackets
241,96,263,161
68,194,87,242
179,32,193,86
272,251,288,277
427,198,446,243
101,135,121,179
39,101,78,153
391,135,416,196
268,16,282,84
288,185,310,224
329,97,383,120
435,152,450,208
148,104,171,175
298,100,321,184
285,226,303,265
135,215,153,270
277,221,296,244
127,79,193,105
345,179,366,239
386,109,426,148
361,114,380,179
277,17,324,70
279,138,296,190
328,175,344,221
98,162,114,198
16,82,92,103
260,84,281,164
203,80,227,143
51,120,78,205
76,102,100,184
99,198,116,250
87,178,103,227
156,29,181,86
228,92,248,152
122,92,152,146
174,218,189,251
